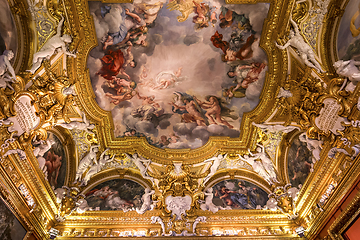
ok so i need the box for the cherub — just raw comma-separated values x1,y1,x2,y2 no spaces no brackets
192,1,218,29
105,88,137,105
153,67,183,90
195,95,237,128
28,16,76,74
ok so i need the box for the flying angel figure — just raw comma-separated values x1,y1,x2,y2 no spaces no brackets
152,67,185,90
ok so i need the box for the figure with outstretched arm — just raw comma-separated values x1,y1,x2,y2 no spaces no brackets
275,17,324,73
28,16,76,74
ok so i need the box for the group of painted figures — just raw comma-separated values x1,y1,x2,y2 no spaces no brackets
90,1,269,144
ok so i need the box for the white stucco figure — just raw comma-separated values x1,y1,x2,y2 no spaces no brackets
299,133,323,162
3,149,26,160
76,198,92,213
202,154,226,185
357,97,360,111
62,85,77,96
81,149,115,186
28,16,76,74
53,187,67,204
125,153,154,184
151,216,166,235
33,139,56,174
192,216,206,234
333,60,360,88
275,17,325,73
263,198,278,211
165,195,191,220
136,188,156,214
237,153,274,185
328,147,350,159
74,144,100,183
277,87,293,98
200,188,229,213
252,123,300,134
56,112,95,134
248,144,279,184
287,186,300,200
0,50,16,91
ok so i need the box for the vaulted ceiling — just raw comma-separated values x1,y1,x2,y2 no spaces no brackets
0,0,359,239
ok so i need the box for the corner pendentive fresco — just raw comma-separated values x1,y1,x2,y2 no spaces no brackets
287,134,312,187
211,179,268,210
32,132,67,189
88,0,269,149
85,179,145,211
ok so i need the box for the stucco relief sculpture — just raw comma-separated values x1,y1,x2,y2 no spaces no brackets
277,87,293,98
199,188,230,213
333,59,360,91
0,50,17,91
76,198,92,213
151,216,166,236
202,153,226,185
165,195,191,220
275,17,324,73
56,112,95,135
247,144,279,184
73,144,100,184
192,216,206,235
28,16,76,74
81,149,115,186
237,153,275,185
252,122,300,134
299,133,323,164
136,188,156,214
125,153,154,185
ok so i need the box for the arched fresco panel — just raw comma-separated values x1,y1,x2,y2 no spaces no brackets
87,1,269,149
211,179,268,210
84,179,145,211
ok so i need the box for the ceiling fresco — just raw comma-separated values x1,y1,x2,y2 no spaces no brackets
88,1,269,149
0,0,359,239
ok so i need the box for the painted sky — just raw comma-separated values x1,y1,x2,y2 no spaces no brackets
88,0,269,149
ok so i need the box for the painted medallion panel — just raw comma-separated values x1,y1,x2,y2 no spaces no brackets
0,0,17,55
211,179,268,209
337,0,360,60
33,132,67,189
88,1,269,149
0,198,27,240
287,135,312,187
85,179,145,211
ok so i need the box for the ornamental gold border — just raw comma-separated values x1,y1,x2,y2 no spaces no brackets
328,189,360,240
69,0,292,164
